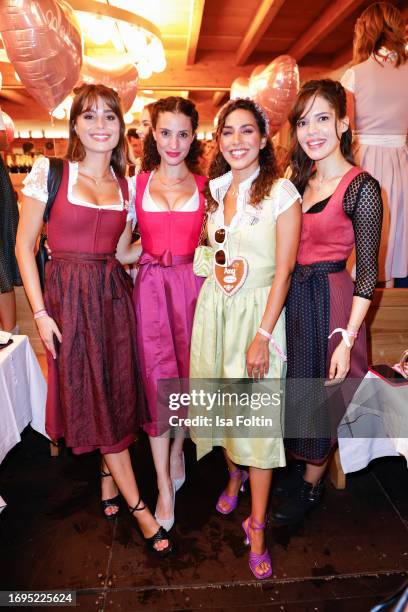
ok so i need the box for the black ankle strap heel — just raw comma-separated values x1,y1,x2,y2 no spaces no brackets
129,499,173,557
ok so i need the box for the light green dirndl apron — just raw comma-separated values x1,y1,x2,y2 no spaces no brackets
189,211,286,469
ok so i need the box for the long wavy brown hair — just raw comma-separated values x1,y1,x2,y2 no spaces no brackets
288,79,354,195
353,2,407,66
206,98,278,212
66,83,127,177
141,96,202,174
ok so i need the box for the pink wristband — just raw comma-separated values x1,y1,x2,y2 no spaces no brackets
257,328,287,361
257,327,272,340
34,309,48,320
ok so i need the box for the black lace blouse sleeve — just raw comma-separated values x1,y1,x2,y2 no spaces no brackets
343,172,383,300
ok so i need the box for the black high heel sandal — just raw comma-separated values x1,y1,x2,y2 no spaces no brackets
129,498,173,557
101,469,121,520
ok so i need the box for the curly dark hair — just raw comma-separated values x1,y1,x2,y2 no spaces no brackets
206,98,279,213
288,79,354,194
66,83,127,177
141,96,202,174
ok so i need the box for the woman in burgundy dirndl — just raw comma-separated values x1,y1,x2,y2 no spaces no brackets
16,83,171,555
272,80,383,526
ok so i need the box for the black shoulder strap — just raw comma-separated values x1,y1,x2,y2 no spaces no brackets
43,157,64,222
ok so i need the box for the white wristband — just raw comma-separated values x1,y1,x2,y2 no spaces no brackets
328,327,358,348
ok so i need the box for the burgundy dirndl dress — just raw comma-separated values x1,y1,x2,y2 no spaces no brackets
132,172,206,436
44,161,139,454
285,166,382,463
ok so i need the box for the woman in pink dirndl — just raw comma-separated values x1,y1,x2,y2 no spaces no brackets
117,97,206,532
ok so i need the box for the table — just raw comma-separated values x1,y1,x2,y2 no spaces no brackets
338,369,408,474
0,335,48,512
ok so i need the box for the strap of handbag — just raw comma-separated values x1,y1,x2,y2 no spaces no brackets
35,158,63,292
43,157,64,222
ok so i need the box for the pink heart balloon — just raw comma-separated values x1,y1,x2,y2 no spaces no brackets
230,76,250,100
250,55,299,135
79,57,139,113
250,64,267,79
0,0,82,111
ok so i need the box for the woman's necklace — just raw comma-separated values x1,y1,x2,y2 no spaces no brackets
78,168,111,187
156,171,190,189
314,172,346,191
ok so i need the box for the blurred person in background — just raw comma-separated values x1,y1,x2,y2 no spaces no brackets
341,2,408,287
0,154,21,334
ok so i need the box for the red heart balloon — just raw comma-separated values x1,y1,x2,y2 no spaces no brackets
0,0,82,112
250,55,299,135
79,57,139,113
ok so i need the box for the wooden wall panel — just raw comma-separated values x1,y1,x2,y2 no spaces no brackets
366,289,408,365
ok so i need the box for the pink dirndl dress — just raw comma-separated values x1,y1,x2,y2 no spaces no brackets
133,172,206,436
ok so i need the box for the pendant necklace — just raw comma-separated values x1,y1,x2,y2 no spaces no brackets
78,168,111,187
314,172,344,192
156,172,190,189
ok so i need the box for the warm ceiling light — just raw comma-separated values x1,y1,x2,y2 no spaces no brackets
137,60,153,80
70,1,167,77
85,15,113,46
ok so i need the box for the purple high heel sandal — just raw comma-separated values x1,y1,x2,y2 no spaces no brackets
215,468,249,515
242,516,273,580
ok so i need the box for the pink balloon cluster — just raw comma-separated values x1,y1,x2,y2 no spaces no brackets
0,0,82,112
230,56,299,135
0,0,139,114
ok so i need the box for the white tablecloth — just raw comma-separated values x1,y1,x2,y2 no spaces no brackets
338,370,408,473
0,335,48,511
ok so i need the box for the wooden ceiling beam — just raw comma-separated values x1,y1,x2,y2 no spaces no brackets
0,89,28,105
212,91,228,107
186,0,206,65
332,46,353,70
288,0,366,62
236,0,287,66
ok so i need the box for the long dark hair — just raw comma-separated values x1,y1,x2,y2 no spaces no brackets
66,83,127,177
141,96,202,174
353,2,407,67
289,79,354,194
206,98,278,212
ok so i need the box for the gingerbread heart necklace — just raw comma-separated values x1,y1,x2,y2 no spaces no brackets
213,225,248,296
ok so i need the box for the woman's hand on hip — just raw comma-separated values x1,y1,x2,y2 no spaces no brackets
246,334,269,379
36,316,62,359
